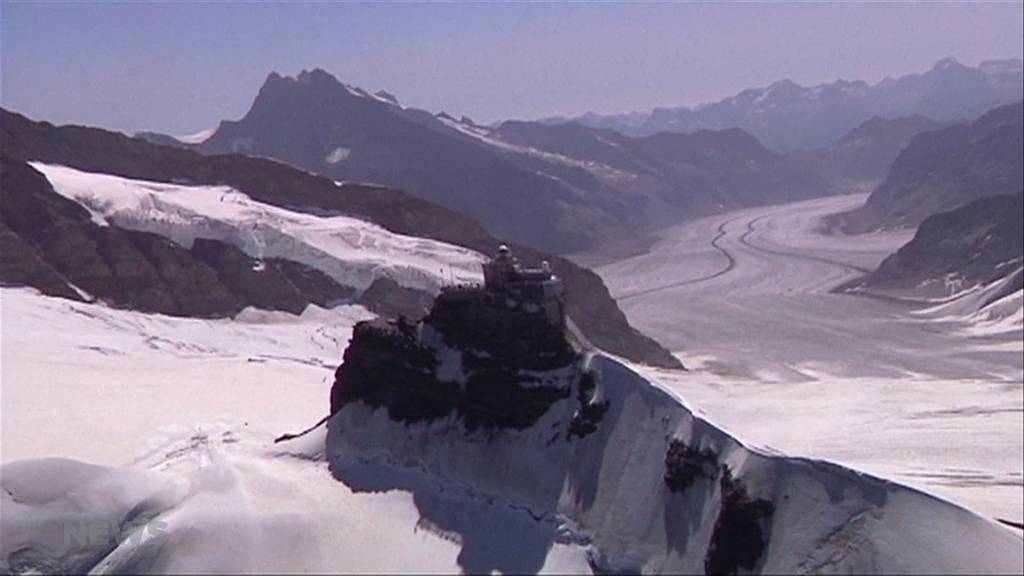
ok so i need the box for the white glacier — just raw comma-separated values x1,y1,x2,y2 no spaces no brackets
30,162,485,294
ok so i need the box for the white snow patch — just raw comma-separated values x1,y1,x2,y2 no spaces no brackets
175,127,216,144
324,146,351,164
963,289,1024,339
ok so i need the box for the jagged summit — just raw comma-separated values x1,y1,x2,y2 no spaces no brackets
571,57,1023,151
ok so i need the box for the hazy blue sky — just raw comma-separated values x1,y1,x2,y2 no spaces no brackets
3,2,1022,135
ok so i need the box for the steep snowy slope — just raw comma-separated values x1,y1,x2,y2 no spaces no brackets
30,163,485,295
323,297,1024,574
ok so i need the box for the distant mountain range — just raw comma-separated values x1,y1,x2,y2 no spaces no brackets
138,68,832,257
846,101,1023,299
837,101,1023,232
1,108,680,368
793,115,948,189
557,58,1023,152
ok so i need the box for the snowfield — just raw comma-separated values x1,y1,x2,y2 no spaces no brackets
3,289,1022,573
31,162,486,294
0,288,372,465
597,193,1024,524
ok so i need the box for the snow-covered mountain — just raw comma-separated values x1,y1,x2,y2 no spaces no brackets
150,69,833,257
1,107,680,368
571,58,1024,152
3,284,1021,574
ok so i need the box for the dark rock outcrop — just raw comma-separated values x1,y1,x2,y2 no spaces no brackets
356,277,433,321
331,290,579,431
189,238,355,314
664,440,720,493
704,468,775,575
265,258,356,308
0,219,83,300
566,369,609,440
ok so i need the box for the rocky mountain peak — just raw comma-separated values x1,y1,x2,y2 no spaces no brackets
330,286,583,430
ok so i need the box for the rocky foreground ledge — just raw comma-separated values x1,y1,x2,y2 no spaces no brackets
326,288,1024,574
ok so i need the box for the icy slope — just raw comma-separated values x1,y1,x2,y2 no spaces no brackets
911,268,1024,335
29,163,485,294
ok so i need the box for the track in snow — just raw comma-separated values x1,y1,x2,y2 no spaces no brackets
616,216,740,300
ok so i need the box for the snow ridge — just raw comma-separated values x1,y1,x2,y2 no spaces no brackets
326,352,1024,574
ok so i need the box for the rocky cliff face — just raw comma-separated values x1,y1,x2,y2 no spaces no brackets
331,289,583,432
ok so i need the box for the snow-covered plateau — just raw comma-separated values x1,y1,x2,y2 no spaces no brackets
1,170,1022,573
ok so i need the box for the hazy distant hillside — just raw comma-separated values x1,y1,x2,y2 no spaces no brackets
1,108,680,368
859,192,1023,298
838,101,1023,232
571,58,1023,152
795,115,947,188
146,68,831,258
197,69,602,254
488,120,831,229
